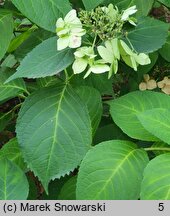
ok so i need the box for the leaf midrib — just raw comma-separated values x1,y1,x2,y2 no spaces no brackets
94,148,136,199
44,85,67,185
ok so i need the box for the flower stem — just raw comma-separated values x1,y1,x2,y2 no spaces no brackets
144,147,170,152
24,89,31,96
68,74,75,82
125,35,136,52
18,94,27,99
92,34,97,49
12,103,23,112
5,103,23,119
64,69,69,81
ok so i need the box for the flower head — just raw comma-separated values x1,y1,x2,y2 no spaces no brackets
102,4,119,22
119,40,151,71
97,38,120,77
121,5,137,21
56,10,86,50
121,5,137,26
72,46,110,78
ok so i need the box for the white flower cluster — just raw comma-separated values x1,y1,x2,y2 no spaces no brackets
56,10,86,50
56,5,151,78
98,39,150,78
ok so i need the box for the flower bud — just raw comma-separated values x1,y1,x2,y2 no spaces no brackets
162,85,170,95
143,74,150,82
146,79,157,90
139,82,147,91
157,80,165,88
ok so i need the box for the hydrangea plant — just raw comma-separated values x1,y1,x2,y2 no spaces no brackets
56,5,151,78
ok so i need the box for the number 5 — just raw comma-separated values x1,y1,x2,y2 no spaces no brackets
158,203,164,211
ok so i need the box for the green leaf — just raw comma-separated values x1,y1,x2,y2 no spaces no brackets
159,33,170,62
11,0,71,32
93,123,130,145
0,68,26,102
1,54,17,68
127,17,169,53
82,0,134,10
42,176,70,200
0,138,26,170
0,112,13,132
141,153,170,200
152,142,170,156
8,29,33,53
71,73,113,95
158,0,170,7
134,0,154,16
76,140,149,199
58,176,77,200
0,10,13,60
82,0,103,10
0,158,29,200
14,29,54,61
75,86,102,135
104,0,134,10
109,91,170,141
16,84,92,192
6,37,74,82
138,108,170,145
37,76,62,88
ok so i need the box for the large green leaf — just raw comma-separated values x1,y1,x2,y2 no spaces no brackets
15,29,54,61
141,153,170,200
159,33,170,62
77,140,149,199
104,0,134,10
0,10,13,60
6,37,74,83
93,123,129,145
8,28,33,53
11,0,71,32
75,86,102,135
138,108,170,145
109,91,170,141
0,68,26,102
71,73,113,95
83,0,134,10
37,76,62,88
42,176,70,200
127,17,169,53
58,176,77,200
0,138,26,170
1,54,17,68
158,0,170,7
86,0,153,12
16,84,92,192
134,0,154,16
82,0,103,10
0,158,29,200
